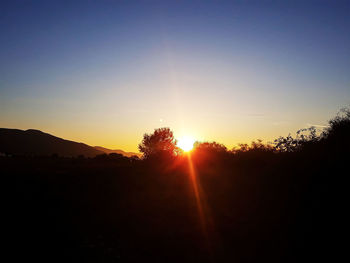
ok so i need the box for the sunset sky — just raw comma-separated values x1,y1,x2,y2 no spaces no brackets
1,0,349,152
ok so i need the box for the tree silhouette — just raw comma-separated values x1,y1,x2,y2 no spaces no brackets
232,139,274,153
274,126,319,152
138,127,179,158
322,107,350,139
193,141,227,153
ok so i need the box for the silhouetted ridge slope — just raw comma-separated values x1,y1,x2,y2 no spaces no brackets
94,146,141,158
0,128,103,157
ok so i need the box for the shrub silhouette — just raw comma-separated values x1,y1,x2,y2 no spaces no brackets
273,107,350,153
193,141,227,153
322,107,350,140
273,126,319,152
232,139,274,154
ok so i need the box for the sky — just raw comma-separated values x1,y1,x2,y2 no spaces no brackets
1,0,349,152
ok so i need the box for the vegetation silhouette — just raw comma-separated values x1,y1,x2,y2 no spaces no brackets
2,107,349,262
138,127,181,159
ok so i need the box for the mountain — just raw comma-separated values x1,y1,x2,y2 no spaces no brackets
94,146,141,158
0,128,103,157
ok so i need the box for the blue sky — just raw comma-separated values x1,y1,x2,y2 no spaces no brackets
1,0,349,151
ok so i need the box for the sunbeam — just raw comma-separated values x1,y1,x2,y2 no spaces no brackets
186,153,214,258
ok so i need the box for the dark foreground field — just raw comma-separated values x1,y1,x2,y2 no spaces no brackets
2,113,349,262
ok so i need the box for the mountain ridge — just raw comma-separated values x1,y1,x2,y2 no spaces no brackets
94,146,141,158
0,128,139,158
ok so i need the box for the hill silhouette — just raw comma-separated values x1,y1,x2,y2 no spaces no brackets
0,128,103,157
94,146,141,158
0,128,140,158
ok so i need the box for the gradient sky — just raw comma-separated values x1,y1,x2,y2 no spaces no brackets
1,0,349,152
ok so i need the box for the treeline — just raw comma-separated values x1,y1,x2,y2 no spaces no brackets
138,107,349,159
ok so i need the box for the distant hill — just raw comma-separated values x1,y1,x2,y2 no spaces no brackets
0,128,103,157
94,146,141,158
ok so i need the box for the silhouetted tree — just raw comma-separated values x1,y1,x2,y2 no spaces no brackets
274,126,320,152
192,141,229,164
193,141,227,153
322,107,350,139
138,127,179,158
232,139,274,154
250,139,274,151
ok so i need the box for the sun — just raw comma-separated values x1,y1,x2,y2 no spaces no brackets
177,136,195,152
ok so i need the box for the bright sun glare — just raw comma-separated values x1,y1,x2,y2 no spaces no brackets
177,136,195,152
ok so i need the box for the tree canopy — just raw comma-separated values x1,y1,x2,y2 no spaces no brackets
138,127,179,158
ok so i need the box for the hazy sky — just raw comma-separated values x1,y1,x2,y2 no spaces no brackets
1,0,349,152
